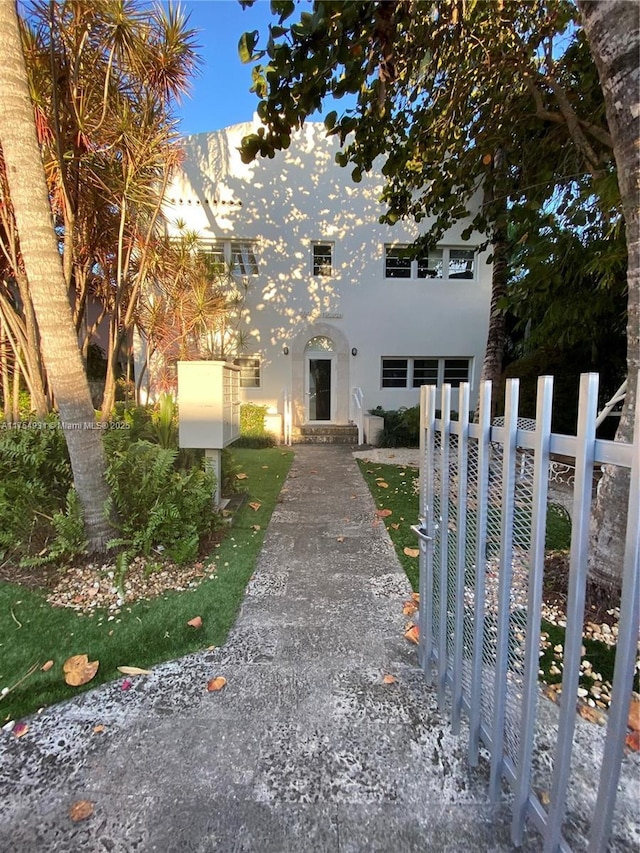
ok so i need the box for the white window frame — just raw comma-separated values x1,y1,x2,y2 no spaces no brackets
381,356,472,389
200,240,260,276
384,245,476,281
311,242,334,276
234,355,261,388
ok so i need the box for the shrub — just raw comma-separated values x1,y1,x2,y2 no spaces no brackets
105,440,219,567
371,405,421,447
231,434,276,449
240,402,269,436
0,419,72,560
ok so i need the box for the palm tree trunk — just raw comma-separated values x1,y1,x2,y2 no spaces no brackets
579,0,639,597
0,0,112,551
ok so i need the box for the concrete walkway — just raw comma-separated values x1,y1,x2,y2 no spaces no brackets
0,445,608,851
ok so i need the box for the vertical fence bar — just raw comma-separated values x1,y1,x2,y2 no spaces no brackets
436,384,452,705
511,375,554,845
452,383,470,733
544,373,599,853
489,378,520,801
437,384,452,709
468,380,492,765
589,388,640,851
419,385,437,681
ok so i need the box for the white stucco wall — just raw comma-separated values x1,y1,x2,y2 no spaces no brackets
162,119,492,426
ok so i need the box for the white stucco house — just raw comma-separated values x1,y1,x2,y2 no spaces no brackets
159,119,492,441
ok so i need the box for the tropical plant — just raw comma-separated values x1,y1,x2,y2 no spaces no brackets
0,1,112,550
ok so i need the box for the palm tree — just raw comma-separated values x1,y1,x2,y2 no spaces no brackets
0,0,111,550
578,0,639,597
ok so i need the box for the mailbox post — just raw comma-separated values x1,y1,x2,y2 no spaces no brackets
177,360,241,506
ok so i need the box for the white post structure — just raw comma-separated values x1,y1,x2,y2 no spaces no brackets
177,360,241,506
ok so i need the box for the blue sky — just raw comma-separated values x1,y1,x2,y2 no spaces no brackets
174,0,297,135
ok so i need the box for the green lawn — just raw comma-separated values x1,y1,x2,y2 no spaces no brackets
0,448,293,724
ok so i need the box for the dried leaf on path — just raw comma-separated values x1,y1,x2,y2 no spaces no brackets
625,730,640,752
13,722,29,738
207,676,227,692
69,801,94,822
628,696,640,732
404,624,419,645
403,600,418,616
63,655,99,687
577,704,606,725
375,509,392,517
117,666,151,676
382,674,397,684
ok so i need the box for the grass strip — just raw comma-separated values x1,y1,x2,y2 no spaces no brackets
0,447,293,723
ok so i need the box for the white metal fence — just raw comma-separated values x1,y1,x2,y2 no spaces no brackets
415,374,639,851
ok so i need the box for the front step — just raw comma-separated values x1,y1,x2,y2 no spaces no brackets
292,424,359,445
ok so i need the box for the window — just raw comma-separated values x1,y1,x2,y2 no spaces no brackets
231,241,259,275
443,358,470,386
382,359,409,387
234,356,260,388
312,243,333,276
381,357,471,389
384,246,412,278
412,359,439,387
448,249,475,279
200,240,259,277
385,245,476,280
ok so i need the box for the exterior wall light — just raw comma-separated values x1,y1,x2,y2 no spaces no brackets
351,347,358,357
283,346,289,355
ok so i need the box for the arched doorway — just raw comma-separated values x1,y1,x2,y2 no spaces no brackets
304,335,335,422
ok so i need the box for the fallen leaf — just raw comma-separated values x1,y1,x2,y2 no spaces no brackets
375,508,392,517
625,730,640,752
382,674,397,684
69,801,94,822
377,482,389,488
63,654,99,687
261,465,269,469
390,523,400,530
121,679,133,691
403,547,420,558
337,536,345,542
372,517,380,528
235,472,248,480
404,624,420,645
117,666,151,676
13,721,28,738
207,676,227,692
539,790,551,806
403,600,418,616
543,685,560,704
251,524,261,531
187,616,203,629
578,704,605,725
249,501,261,511
628,696,640,731
41,660,54,672
93,725,105,734
411,592,420,603
482,153,493,165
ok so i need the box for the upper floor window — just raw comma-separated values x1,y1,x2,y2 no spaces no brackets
386,245,476,280
312,243,333,276
199,240,259,277
234,356,260,388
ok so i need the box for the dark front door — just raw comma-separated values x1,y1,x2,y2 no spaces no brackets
309,358,331,420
